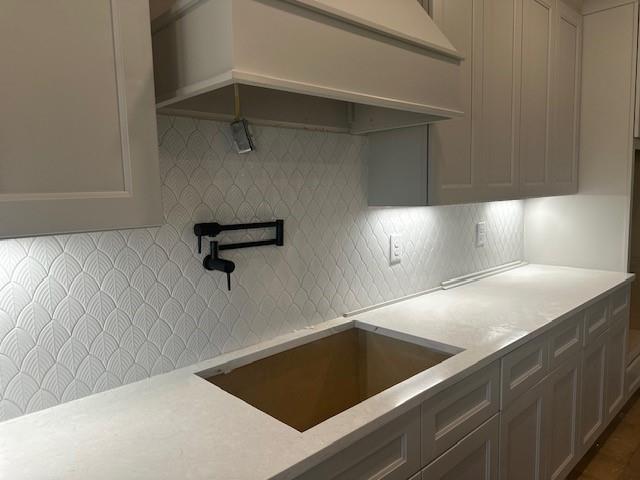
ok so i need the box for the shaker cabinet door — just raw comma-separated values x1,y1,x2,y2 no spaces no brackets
0,0,162,238
519,0,555,196
499,379,550,480
605,317,628,422
579,333,607,452
428,0,476,205
473,0,521,201
547,356,581,480
548,0,581,194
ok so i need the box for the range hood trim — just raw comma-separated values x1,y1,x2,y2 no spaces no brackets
283,0,463,60
157,69,465,120
152,0,463,62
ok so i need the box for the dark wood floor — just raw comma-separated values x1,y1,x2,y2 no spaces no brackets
568,390,640,479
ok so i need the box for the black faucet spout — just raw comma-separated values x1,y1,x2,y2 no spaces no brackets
203,241,235,290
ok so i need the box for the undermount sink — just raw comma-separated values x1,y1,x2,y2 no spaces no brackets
201,327,455,432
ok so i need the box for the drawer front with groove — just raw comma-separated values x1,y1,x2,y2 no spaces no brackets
421,414,499,480
422,362,500,465
549,312,584,370
584,299,610,346
297,407,420,480
610,286,630,322
501,335,549,408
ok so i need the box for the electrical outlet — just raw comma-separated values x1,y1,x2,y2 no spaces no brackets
475,222,487,247
390,234,402,265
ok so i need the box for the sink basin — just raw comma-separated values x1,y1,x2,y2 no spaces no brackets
202,327,454,432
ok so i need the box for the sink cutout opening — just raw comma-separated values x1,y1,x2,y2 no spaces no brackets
201,328,454,432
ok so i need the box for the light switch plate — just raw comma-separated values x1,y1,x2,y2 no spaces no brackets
390,234,402,265
476,222,487,247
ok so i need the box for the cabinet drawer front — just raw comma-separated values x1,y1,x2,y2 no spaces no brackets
501,335,549,407
610,286,630,321
422,362,500,464
298,407,420,480
627,353,640,399
421,414,499,480
549,312,584,370
584,299,610,346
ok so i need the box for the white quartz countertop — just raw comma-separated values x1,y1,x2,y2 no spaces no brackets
0,264,633,480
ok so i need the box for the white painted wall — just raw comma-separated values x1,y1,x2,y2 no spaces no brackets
525,1,636,272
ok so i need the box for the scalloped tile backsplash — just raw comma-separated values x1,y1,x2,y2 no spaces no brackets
0,116,523,421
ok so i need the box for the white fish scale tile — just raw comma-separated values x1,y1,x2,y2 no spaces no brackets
0,117,523,421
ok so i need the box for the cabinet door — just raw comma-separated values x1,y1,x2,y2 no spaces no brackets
548,0,581,194
474,0,521,200
579,333,607,452
428,0,476,205
605,318,628,421
519,0,555,196
500,379,550,480
547,356,580,480
0,0,162,238
421,415,499,480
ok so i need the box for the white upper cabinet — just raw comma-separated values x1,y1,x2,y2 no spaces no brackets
548,1,581,194
373,0,583,206
0,0,162,238
519,0,555,196
428,0,475,205
474,0,521,201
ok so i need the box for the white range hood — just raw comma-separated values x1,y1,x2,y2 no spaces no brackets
151,0,463,133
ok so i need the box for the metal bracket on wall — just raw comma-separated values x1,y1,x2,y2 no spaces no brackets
194,220,284,290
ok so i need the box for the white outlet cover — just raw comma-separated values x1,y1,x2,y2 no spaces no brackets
390,234,402,265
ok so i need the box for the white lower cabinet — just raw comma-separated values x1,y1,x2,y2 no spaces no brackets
420,415,499,480
297,407,420,480
548,311,583,370
421,362,499,464
295,287,631,480
605,317,628,421
547,356,581,480
501,334,549,408
584,299,610,346
578,332,607,451
499,379,550,480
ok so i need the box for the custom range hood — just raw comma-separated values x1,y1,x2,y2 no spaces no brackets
151,0,463,134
